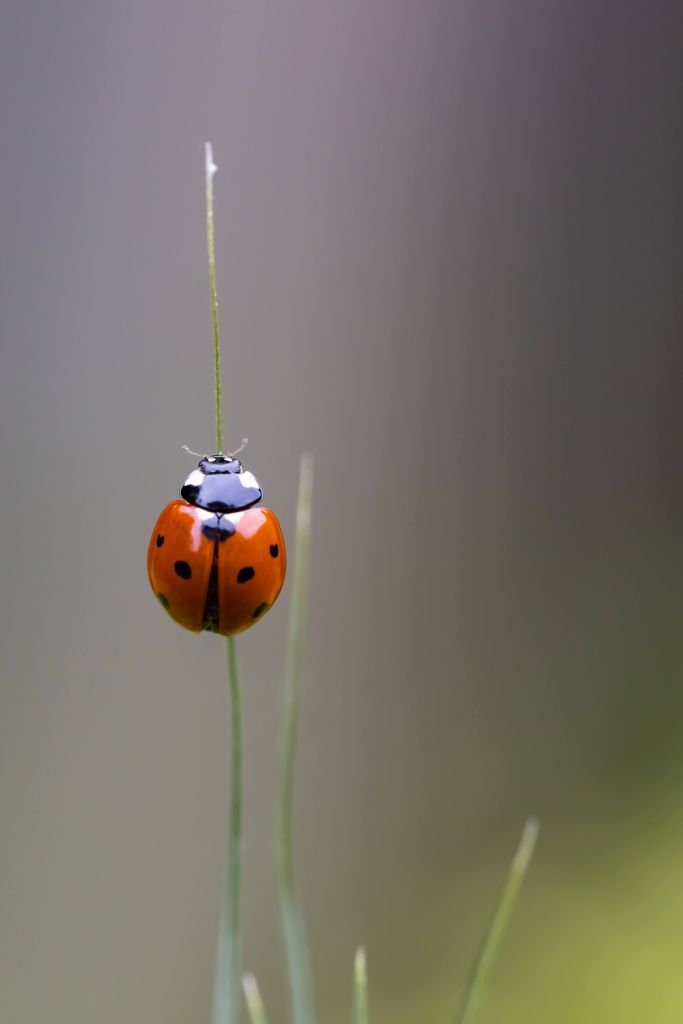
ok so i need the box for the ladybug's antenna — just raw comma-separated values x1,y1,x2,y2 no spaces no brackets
228,438,248,458
182,440,247,460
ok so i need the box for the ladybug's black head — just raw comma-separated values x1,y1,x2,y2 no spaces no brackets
181,454,263,512
198,454,242,474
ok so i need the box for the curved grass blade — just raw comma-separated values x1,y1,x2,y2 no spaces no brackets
456,816,540,1024
243,973,270,1024
352,947,369,1024
277,453,316,1024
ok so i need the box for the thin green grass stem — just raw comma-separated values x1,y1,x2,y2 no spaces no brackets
352,948,369,1024
242,974,270,1024
277,453,316,1024
456,816,540,1024
213,636,243,1024
205,141,224,453
205,143,241,1024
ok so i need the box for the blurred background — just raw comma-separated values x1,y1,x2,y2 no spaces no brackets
1,1,682,1021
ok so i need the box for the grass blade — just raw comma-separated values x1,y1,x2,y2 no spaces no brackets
456,816,540,1024
212,636,243,1024
205,141,224,452
242,973,270,1024
352,947,369,1024
277,453,316,1024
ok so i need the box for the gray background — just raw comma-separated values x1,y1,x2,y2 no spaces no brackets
1,1,682,1021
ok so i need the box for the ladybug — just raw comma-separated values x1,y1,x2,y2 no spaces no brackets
148,454,286,635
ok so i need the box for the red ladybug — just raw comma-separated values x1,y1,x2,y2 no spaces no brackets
148,454,286,635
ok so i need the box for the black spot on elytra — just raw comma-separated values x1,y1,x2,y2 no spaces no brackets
237,566,255,584
157,593,170,610
156,534,165,548
269,544,279,558
253,602,270,619
174,560,192,580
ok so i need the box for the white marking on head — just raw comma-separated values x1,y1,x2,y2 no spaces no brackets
184,469,204,488
239,471,260,491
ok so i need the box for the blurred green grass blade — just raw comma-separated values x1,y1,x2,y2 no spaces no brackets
352,947,369,1024
456,816,540,1024
213,636,243,1024
242,973,270,1024
277,453,316,1024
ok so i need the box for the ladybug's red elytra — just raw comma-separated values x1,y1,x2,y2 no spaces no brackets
148,454,286,635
